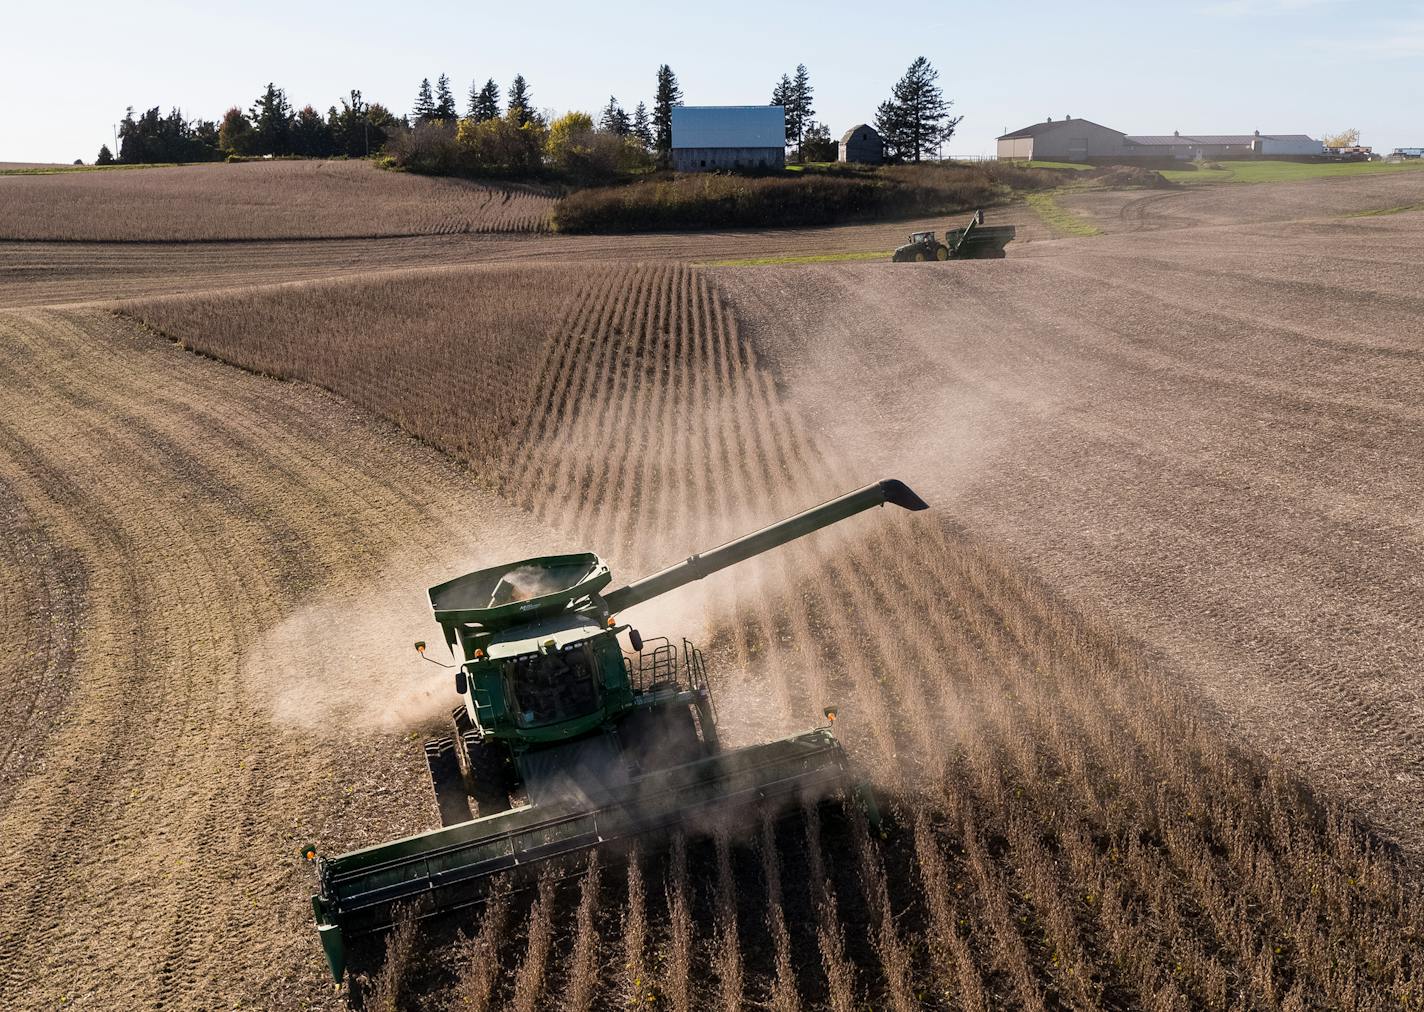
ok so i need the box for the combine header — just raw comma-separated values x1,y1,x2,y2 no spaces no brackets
304,479,928,982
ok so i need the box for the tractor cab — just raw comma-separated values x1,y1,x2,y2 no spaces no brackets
909,230,936,244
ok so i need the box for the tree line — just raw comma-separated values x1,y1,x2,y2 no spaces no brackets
94,57,959,172
100,85,401,165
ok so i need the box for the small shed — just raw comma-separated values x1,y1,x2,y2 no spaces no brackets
839,124,883,164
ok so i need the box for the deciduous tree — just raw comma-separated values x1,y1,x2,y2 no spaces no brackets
801,121,836,162
218,106,254,156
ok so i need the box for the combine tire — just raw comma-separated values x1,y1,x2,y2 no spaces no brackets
424,736,473,827
460,728,512,817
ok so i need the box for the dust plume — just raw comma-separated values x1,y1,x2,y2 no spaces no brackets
243,501,569,735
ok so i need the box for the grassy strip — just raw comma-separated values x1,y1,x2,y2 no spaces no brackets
0,162,184,176
1346,202,1424,217
1027,159,1094,171
1025,191,1102,237
1161,159,1424,186
701,249,891,267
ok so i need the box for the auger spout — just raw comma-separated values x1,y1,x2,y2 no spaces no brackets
307,476,929,982
602,478,928,614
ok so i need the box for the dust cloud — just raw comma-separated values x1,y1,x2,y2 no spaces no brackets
242,503,569,736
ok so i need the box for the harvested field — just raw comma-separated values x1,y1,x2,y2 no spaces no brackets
2,173,1422,1010
117,259,1423,1008
1058,167,1424,233
0,306,560,1009
0,205,1050,310
719,208,1424,857
0,159,554,241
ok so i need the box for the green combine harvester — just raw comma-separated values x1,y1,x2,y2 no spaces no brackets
305,479,928,981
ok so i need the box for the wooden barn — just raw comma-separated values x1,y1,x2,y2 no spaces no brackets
839,124,883,164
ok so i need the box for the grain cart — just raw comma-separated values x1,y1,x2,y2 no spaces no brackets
304,478,929,982
892,208,1016,261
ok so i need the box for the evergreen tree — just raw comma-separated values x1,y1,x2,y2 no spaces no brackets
507,74,533,126
789,64,814,158
600,96,630,135
771,73,793,148
249,83,294,155
471,78,500,121
875,56,959,162
96,144,114,165
413,78,436,123
434,73,457,120
631,101,654,149
292,104,334,157
652,64,682,159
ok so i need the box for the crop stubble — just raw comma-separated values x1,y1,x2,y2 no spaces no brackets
0,159,554,241
110,245,1424,1008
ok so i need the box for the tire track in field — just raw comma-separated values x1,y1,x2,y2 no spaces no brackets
0,307,547,1011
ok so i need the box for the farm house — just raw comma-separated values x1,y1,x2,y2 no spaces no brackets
839,124,883,164
671,106,785,172
996,117,1323,161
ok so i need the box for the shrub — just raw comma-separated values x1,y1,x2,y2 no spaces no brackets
551,161,1064,232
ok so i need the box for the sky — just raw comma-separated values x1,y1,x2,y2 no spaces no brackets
2,0,1421,163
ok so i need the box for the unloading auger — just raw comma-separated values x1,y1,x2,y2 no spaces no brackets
304,478,929,981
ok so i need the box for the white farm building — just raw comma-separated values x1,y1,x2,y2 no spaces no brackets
996,116,1323,162
671,106,786,172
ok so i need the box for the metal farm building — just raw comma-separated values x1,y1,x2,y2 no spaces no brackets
671,106,786,172
996,117,1323,162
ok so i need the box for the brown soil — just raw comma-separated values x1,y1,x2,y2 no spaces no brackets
1058,170,1424,233
0,206,1049,310
0,307,552,1010
718,206,1424,856
0,160,554,241
2,173,1421,1009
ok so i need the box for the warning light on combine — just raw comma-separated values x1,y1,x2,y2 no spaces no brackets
414,641,426,654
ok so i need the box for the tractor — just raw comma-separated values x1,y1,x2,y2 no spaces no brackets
892,208,1016,262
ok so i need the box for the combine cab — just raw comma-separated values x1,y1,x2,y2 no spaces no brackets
304,479,929,982
892,208,1016,262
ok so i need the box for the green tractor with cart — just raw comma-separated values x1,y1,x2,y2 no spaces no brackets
304,478,928,982
892,208,1016,262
